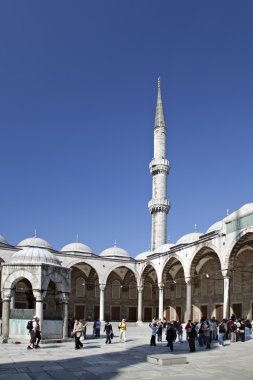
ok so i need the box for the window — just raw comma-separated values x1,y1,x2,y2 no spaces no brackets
76,277,85,297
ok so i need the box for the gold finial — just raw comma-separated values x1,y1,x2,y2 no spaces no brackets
158,76,161,88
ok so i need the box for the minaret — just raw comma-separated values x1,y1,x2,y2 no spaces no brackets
148,78,170,250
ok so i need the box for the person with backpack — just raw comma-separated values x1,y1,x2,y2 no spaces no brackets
165,322,176,351
26,316,38,349
188,322,197,352
218,319,227,346
104,321,113,344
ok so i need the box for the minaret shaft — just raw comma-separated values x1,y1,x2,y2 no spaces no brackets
148,79,170,250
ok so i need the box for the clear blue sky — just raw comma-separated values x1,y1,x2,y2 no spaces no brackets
0,0,252,257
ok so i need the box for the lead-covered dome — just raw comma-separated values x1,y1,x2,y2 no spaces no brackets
206,220,222,233
100,246,130,258
176,232,203,245
0,234,8,245
17,237,52,250
11,246,61,266
135,250,151,260
153,243,175,254
61,242,92,254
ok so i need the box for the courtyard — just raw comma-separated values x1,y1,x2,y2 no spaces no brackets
0,325,253,380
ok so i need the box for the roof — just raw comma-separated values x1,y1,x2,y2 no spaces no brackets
0,234,8,245
176,232,203,245
60,242,92,254
11,246,61,266
17,237,52,250
100,246,130,258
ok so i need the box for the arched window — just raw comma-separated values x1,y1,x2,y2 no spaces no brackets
76,277,85,297
95,279,99,298
129,281,137,299
112,280,120,299
144,282,152,300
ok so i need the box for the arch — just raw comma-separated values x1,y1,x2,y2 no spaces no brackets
225,230,253,269
103,262,139,285
190,246,221,278
3,270,40,290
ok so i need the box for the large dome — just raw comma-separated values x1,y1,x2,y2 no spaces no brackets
61,242,92,254
224,203,253,223
11,246,61,266
100,246,130,258
0,234,8,245
176,232,203,245
17,237,52,250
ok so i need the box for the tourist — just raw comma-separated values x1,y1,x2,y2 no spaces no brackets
104,321,113,344
245,320,251,340
73,319,84,349
218,319,227,346
188,322,197,352
165,322,176,351
238,319,245,342
156,321,163,343
149,322,158,346
203,318,211,349
27,315,38,350
94,319,101,337
34,316,41,348
196,317,205,347
176,321,183,343
118,319,127,342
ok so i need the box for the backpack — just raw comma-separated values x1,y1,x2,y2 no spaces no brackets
26,320,33,330
231,323,237,331
219,323,225,333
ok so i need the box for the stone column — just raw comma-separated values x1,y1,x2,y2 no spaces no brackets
2,291,11,343
61,293,69,339
158,283,164,320
99,285,105,323
33,291,44,328
137,286,143,323
185,279,192,322
223,271,231,319
10,289,15,310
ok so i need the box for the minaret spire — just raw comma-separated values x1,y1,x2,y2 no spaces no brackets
148,78,170,250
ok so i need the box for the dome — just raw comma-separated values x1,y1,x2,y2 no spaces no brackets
0,234,8,245
153,243,175,254
17,237,52,250
100,246,130,258
11,246,61,266
61,242,92,254
135,251,151,260
176,232,203,245
206,220,222,233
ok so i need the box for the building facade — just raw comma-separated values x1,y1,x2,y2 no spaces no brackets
1,80,253,341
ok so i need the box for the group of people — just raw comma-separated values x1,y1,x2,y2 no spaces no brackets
68,317,127,349
27,315,41,349
148,315,253,353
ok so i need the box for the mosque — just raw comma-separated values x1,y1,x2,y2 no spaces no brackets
1,79,253,341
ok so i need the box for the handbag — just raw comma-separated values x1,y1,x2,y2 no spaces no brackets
110,332,114,339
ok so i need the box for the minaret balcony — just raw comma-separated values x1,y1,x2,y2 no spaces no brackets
149,159,170,175
148,198,170,214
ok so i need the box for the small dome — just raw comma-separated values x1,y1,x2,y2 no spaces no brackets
61,242,92,254
11,246,61,266
135,251,151,260
0,234,8,245
176,232,203,245
100,246,130,258
153,243,175,254
17,237,52,250
206,220,222,233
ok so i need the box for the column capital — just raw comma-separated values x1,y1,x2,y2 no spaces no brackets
57,292,70,303
158,283,164,290
185,278,192,286
137,286,144,292
99,284,106,291
222,269,232,278
2,289,11,301
33,290,44,301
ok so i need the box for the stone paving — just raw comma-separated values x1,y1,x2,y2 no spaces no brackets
0,326,253,380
